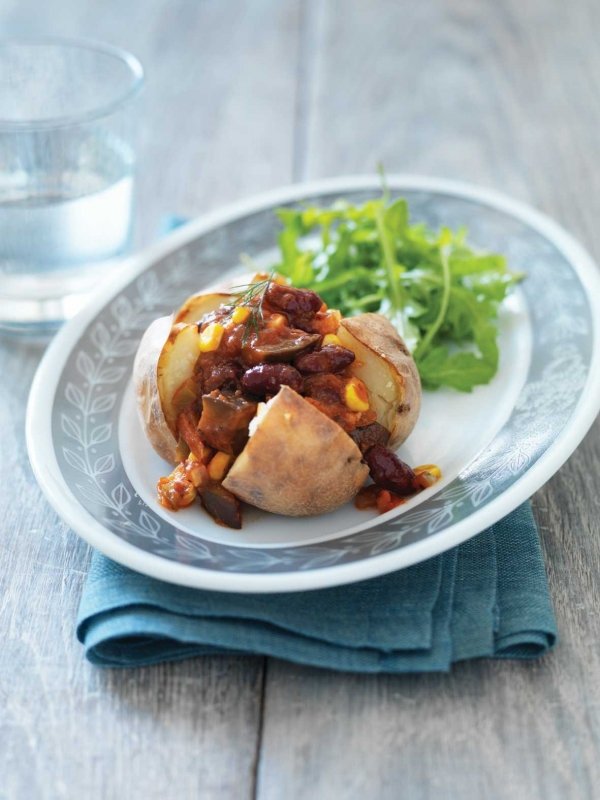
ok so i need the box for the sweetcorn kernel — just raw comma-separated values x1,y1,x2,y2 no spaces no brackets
184,455,209,488
414,464,442,480
198,322,224,352
344,378,370,412
322,333,342,347
266,313,287,329
414,464,442,488
207,451,234,481
231,305,251,324
311,309,342,335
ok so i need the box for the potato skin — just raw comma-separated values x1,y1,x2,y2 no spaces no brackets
339,313,421,449
133,315,185,464
223,386,369,516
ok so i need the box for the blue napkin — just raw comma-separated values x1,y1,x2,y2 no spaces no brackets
76,216,556,670
77,502,556,671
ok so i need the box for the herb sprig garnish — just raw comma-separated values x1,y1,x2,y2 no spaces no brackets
228,270,275,342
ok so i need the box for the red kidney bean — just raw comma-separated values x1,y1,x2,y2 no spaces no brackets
364,445,418,496
266,283,323,315
294,344,355,374
241,363,303,398
349,422,390,454
201,361,243,393
303,373,345,405
265,283,323,329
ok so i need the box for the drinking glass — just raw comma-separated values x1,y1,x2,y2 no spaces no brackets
0,38,144,333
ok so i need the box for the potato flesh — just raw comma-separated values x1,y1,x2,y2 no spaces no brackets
338,314,421,450
337,325,399,432
174,292,235,324
158,293,239,434
157,323,201,434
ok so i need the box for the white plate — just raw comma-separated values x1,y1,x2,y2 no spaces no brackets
26,176,600,592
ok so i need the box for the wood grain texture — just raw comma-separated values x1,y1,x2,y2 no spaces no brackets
0,1,300,798
1,0,600,798
256,1,600,799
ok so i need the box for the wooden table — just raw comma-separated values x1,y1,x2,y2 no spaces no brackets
2,1,599,798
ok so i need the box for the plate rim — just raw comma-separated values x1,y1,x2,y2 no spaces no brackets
26,174,600,592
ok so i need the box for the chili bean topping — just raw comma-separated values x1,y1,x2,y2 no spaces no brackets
241,363,304,398
303,373,345,406
197,392,258,455
363,445,419,496
199,483,242,529
294,344,355,374
241,328,320,365
177,408,210,461
160,278,433,529
198,306,234,329
349,422,390,454
200,360,243,393
265,283,323,330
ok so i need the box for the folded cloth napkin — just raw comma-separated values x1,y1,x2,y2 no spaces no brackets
77,502,556,671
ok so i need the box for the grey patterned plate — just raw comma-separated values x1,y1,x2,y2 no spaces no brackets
26,177,600,592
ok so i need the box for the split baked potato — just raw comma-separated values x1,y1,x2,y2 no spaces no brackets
133,275,423,526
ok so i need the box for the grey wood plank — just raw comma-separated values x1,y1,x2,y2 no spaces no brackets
2,0,600,799
0,1,300,798
256,1,600,798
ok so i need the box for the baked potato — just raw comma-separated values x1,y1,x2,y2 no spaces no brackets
133,276,425,526
222,386,368,516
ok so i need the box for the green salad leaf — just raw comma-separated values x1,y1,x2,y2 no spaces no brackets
272,193,522,392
